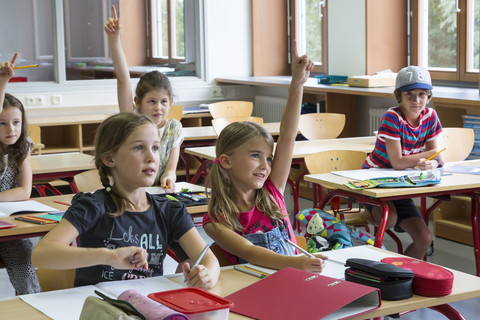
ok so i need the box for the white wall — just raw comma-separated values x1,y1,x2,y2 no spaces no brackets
203,0,251,82
328,0,366,76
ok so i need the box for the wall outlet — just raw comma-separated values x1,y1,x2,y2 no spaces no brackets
212,87,224,98
52,95,62,105
26,95,45,106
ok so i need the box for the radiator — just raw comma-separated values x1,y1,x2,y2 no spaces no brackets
368,107,389,134
253,95,287,122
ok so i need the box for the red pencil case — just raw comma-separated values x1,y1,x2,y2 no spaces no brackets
381,257,454,297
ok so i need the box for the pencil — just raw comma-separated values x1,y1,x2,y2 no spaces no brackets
53,200,71,206
286,239,315,258
234,265,268,278
13,64,38,70
415,147,447,168
184,243,211,282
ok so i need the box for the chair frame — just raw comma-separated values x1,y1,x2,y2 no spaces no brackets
208,101,253,119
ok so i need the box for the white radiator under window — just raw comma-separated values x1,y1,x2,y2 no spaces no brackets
253,95,287,122
368,107,389,134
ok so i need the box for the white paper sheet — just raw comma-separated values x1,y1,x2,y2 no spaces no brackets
20,277,185,320
331,168,416,180
0,200,59,217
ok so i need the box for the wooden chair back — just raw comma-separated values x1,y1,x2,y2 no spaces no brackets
298,113,346,140
436,127,474,162
73,169,103,192
166,105,183,121
212,116,264,135
208,101,253,119
37,268,75,292
28,125,45,153
304,150,368,174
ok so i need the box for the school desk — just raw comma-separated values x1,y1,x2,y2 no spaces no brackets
304,159,480,276
0,182,207,242
4,246,480,320
31,152,96,196
184,136,376,215
180,122,282,181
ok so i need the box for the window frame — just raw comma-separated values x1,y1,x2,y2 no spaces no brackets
148,0,186,65
290,0,328,74
411,0,479,83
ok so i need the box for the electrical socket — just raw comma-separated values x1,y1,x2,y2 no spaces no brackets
212,87,224,98
52,95,62,105
26,95,45,106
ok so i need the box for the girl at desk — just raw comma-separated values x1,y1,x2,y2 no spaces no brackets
0,54,41,294
32,113,219,289
203,41,328,272
104,4,182,193
362,66,444,259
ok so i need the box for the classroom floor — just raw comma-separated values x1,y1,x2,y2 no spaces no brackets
1,189,480,319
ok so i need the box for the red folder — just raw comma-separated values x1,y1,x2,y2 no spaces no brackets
226,267,381,320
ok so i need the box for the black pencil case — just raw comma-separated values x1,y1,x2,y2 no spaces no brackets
345,258,414,300
160,192,207,207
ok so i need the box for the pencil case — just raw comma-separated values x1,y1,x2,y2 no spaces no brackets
381,257,454,297
345,258,414,300
162,192,207,206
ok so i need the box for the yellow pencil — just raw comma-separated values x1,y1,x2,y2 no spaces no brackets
415,147,446,168
13,64,38,70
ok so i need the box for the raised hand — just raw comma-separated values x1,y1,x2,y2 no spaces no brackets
291,40,315,85
104,4,120,36
0,53,18,83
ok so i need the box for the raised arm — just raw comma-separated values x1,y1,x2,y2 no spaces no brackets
104,4,134,112
269,40,314,193
0,53,17,113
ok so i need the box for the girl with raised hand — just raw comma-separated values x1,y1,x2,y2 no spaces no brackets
203,41,328,272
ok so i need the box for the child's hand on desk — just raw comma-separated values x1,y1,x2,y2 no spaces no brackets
161,173,176,193
111,246,149,271
416,158,438,171
298,253,328,273
0,52,17,82
182,262,215,290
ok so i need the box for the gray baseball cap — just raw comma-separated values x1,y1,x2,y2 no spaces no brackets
395,66,433,91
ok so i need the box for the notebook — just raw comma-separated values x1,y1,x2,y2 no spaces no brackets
0,200,59,217
226,267,381,320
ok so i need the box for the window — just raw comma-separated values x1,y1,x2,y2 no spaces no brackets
413,0,479,82
291,0,327,73
149,0,185,64
0,0,198,83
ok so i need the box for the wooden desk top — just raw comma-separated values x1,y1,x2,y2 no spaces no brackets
216,76,480,106
304,160,480,199
31,153,95,175
185,136,376,160
4,246,480,320
182,122,282,141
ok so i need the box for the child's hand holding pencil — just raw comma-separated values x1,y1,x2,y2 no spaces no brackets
415,147,446,170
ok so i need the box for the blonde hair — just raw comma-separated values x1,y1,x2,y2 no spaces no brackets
206,121,283,232
94,113,157,216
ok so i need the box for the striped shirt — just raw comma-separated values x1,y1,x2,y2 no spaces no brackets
363,106,442,168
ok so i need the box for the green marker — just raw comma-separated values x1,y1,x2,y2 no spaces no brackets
420,172,424,180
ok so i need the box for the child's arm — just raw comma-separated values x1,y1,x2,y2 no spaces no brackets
204,222,326,273
178,228,220,290
269,40,314,193
32,219,148,270
104,4,134,113
160,143,180,192
0,53,18,112
386,138,444,170
0,154,32,201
